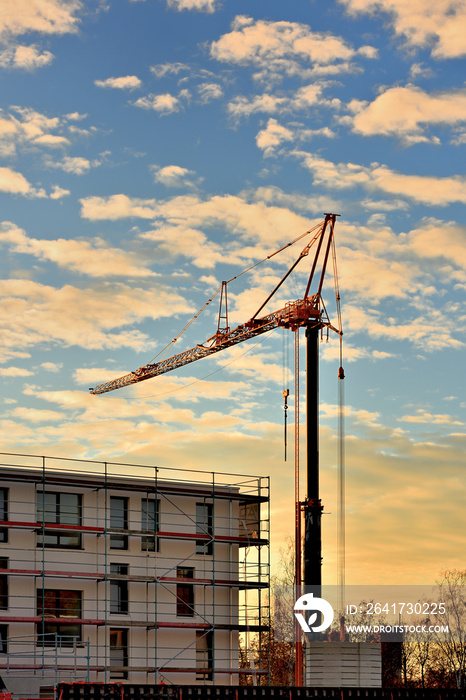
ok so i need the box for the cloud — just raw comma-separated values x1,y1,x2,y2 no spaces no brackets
228,83,340,120
197,82,223,103
80,192,312,251
0,43,54,70
45,155,101,175
133,92,183,114
256,118,335,156
0,107,89,157
211,16,376,82
139,226,224,269
0,223,157,278
402,219,466,269
409,63,434,80
150,62,189,78
0,0,82,38
150,164,200,188
398,409,463,425
11,407,64,422
342,303,463,351
0,366,33,377
346,85,466,141
80,194,159,220
249,185,340,215
297,151,466,205
339,0,466,59
40,362,62,372
0,278,193,353
166,0,219,12
0,167,45,197
49,185,70,199
94,75,142,90
256,119,295,156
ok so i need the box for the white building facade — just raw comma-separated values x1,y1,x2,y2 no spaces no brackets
0,454,270,696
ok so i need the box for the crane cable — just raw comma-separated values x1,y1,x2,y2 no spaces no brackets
331,233,346,618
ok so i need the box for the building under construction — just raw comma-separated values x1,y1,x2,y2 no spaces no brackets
0,452,270,696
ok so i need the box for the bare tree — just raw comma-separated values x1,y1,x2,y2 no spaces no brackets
431,569,466,688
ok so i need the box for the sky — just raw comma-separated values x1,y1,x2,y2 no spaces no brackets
0,0,465,587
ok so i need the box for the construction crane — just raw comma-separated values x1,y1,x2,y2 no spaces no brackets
90,212,344,683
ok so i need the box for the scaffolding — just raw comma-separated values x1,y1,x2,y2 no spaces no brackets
0,452,270,695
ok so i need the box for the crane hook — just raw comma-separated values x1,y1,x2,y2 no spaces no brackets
282,389,290,461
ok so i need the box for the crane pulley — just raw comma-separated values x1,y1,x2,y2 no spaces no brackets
89,213,342,396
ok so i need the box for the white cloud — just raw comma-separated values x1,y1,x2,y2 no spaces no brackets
133,92,182,114
0,0,82,38
80,192,312,250
150,62,189,78
46,155,101,175
398,409,463,425
197,82,223,103
346,85,466,141
0,366,33,377
256,119,295,156
80,194,159,220
0,107,89,157
0,223,157,278
343,303,463,351
150,164,200,188
140,225,224,269
11,407,64,422
40,362,62,372
0,43,54,70
166,0,219,12
49,185,70,199
211,16,376,82
0,167,45,197
0,278,193,353
228,83,340,121
409,63,434,80
297,151,466,205
339,0,466,58
402,220,466,270
256,118,335,156
94,75,142,90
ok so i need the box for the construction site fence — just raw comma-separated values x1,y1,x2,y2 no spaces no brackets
55,685,466,700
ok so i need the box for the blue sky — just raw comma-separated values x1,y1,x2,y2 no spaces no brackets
0,0,465,585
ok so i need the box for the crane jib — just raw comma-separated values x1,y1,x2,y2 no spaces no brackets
90,299,323,395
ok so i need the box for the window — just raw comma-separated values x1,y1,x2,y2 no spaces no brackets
176,567,194,617
110,497,128,550
141,498,159,552
36,492,82,548
0,489,8,543
0,625,7,654
196,502,213,555
0,558,7,611
196,630,213,681
109,628,128,679
110,564,128,614
37,589,82,647
239,501,260,540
